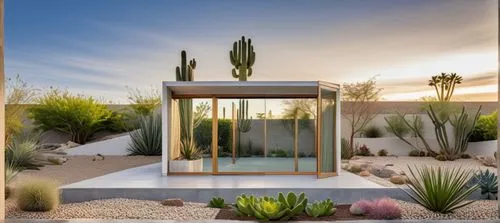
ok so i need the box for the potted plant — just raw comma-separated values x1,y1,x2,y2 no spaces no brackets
169,139,203,172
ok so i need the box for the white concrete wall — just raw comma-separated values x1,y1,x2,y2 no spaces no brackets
66,135,132,156
354,137,497,157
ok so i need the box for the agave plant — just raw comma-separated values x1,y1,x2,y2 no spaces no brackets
469,169,498,200
179,139,202,160
6,137,43,170
208,196,226,208
234,194,256,216
277,192,307,217
252,197,289,221
305,199,336,218
234,192,308,221
404,165,478,213
127,114,162,156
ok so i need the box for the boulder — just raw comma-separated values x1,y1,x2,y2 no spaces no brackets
48,157,67,165
92,154,105,161
348,164,362,173
481,156,497,167
359,170,370,177
369,165,397,178
390,175,406,185
40,143,61,150
161,198,184,206
66,141,80,148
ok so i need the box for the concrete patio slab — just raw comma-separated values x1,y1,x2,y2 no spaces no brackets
6,219,500,223
60,163,415,204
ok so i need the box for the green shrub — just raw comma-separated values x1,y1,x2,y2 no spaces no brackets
16,178,60,212
469,111,497,142
126,87,160,117
363,125,384,138
208,196,226,208
384,115,411,137
377,149,388,156
269,149,288,158
127,114,162,156
305,199,336,217
404,165,478,213
29,89,113,144
194,119,232,153
6,137,43,170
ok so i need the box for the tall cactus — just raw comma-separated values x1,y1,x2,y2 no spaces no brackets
176,50,196,142
230,36,256,81
237,99,252,156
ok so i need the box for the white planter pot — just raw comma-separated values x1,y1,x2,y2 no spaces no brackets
169,158,203,172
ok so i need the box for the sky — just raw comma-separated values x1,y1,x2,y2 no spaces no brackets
5,0,498,104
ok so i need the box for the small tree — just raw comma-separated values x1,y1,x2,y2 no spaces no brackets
193,101,211,129
342,77,382,156
428,73,462,102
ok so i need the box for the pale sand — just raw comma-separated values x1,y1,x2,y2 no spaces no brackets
11,155,161,186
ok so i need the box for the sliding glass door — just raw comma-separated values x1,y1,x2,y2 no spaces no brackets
317,86,338,178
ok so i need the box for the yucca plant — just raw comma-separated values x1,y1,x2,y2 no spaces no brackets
305,199,336,217
469,169,498,200
179,139,202,160
6,137,43,170
208,196,226,208
127,114,162,156
404,165,479,213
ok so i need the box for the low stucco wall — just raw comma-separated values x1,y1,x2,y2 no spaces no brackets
66,135,131,156
354,137,497,157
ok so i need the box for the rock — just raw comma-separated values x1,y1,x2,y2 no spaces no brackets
481,156,497,167
399,170,406,176
348,164,362,173
48,157,67,165
385,163,394,167
66,141,80,148
40,143,61,150
350,156,361,160
341,163,349,170
161,198,184,206
359,170,370,177
369,165,397,178
92,154,105,161
390,175,406,185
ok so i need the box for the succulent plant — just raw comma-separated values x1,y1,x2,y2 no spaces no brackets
230,36,256,81
234,194,255,216
176,50,196,143
470,169,498,200
305,199,336,218
277,192,307,217
234,192,308,221
208,196,226,208
252,197,289,221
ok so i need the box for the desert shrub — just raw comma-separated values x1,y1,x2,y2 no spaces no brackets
349,199,372,216
29,89,113,144
6,136,43,170
127,114,162,156
104,111,133,133
194,119,232,153
377,149,388,156
269,149,288,157
469,169,498,200
341,137,352,159
384,115,411,137
408,150,425,157
355,145,373,156
404,165,478,213
5,75,38,144
305,199,336,217
208,196,225,208
126,86,160,117
363,125,384,138
368,198,401,220
469,111,497,142
16,178,60,212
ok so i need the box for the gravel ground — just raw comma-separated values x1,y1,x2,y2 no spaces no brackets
6,198,498,220
6,199,219,220
11,156,161,186
399,200,498,220
350,156,496,187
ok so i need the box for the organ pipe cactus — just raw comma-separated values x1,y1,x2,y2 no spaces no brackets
427,105,481,160
230,36,256,81
176,50,196,142
237,99,252,133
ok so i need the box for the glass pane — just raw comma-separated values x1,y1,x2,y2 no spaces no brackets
169,98,212,173
320,89,336,173
217,98,316,173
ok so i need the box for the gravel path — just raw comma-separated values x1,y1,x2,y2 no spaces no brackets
6,198,498,220
11,156,161,186
6,199,219,220
399,200,498,220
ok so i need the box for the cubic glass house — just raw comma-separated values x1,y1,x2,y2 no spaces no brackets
162,81,340,178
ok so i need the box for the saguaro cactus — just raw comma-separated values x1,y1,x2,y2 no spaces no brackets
230,36,256,81
237,99,252,156
176,50,196,142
